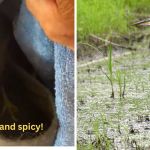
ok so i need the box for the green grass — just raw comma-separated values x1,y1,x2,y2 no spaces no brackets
77,0,150,40
100,46,115,98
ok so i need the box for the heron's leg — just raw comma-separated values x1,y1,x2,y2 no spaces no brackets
0,87,18,121
54,44,74,146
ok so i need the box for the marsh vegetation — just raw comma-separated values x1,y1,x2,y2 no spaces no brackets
78,50,150,149
77,0,150,149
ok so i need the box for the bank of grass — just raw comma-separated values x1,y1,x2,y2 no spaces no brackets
77,0,150,40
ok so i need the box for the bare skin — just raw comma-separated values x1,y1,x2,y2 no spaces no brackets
26,0,74,50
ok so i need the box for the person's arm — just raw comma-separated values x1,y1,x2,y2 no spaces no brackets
25,0,74,50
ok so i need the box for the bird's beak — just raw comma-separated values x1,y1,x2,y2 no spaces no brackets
133,18,150,26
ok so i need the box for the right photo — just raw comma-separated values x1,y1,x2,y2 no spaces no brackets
77,0,150,149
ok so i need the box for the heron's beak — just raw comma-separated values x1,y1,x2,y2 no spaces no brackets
133,18,150,26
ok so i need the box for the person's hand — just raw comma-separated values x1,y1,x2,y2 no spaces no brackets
26,0,74,50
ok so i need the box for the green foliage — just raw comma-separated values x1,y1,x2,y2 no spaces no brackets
107,46,114,98
92,115,113,150
115,69,126,99
100,46,115,98
116,70,123,98
78,0,150,40
108,46,113,80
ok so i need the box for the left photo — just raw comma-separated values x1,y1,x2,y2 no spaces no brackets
0,0,74,146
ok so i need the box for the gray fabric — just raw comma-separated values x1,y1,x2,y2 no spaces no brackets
14,1,74,146
54,44,74,146
14,1,55,89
